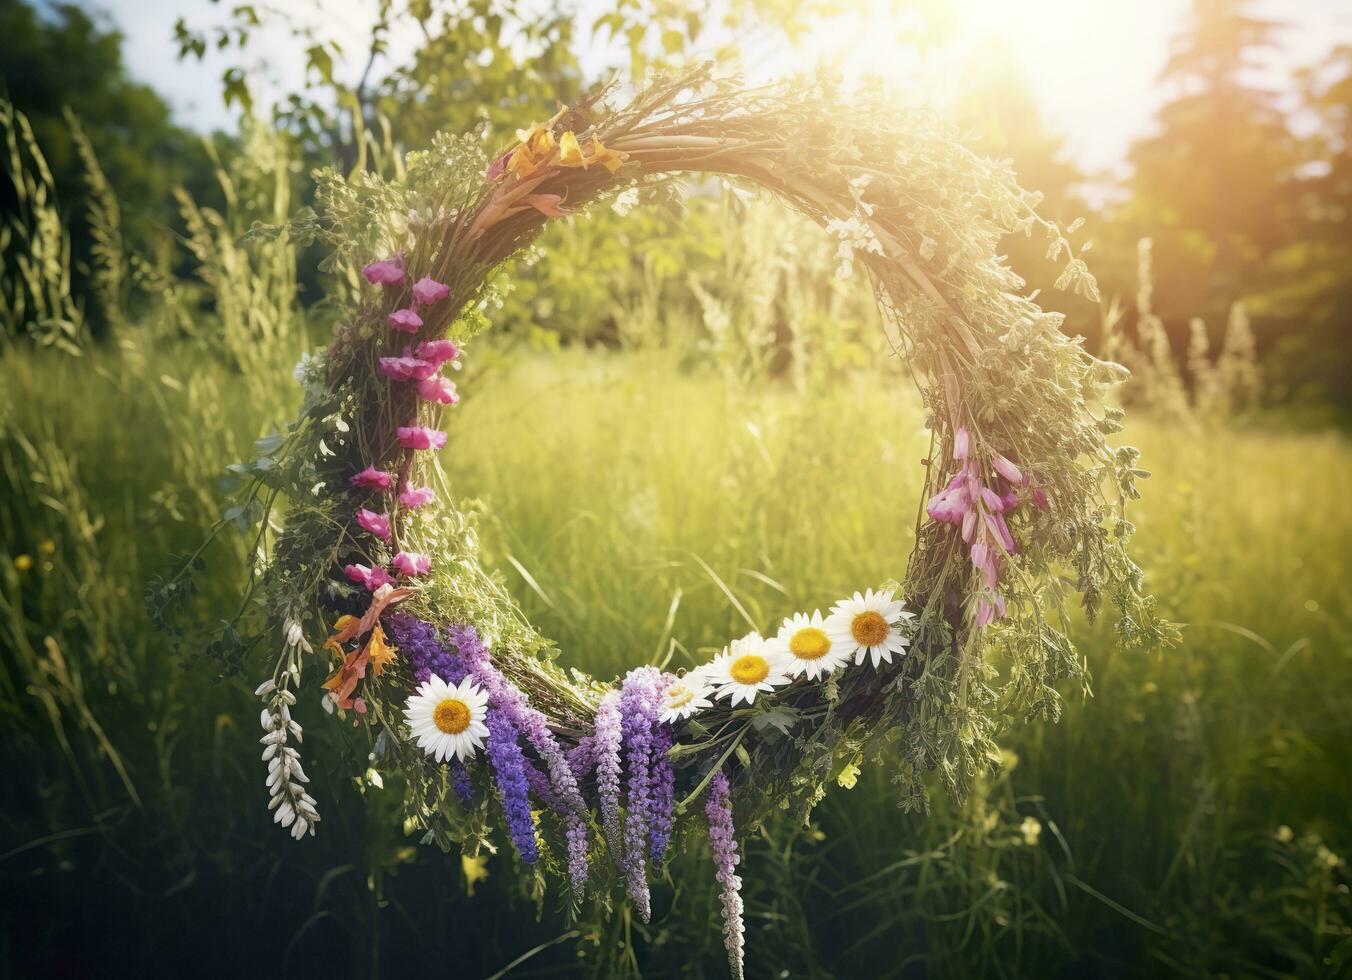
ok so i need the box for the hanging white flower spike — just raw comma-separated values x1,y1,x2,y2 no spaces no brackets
404,676,490,762
825,588,914,669
708,633,791,707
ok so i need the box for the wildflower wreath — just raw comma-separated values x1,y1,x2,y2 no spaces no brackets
204,67,1175,977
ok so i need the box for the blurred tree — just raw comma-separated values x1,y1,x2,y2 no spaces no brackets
1106,0,1300,356
1249,44,1352,413
0,0,212,332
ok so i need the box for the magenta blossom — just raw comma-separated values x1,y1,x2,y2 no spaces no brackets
417,375,459,405
355,508,391,541
387,308,423,333
349,466,393,491
392,551,431,577
415,339,460,367
344,563,393,591
361,255,405,286
397,426,447,451
399,482,436,509
378,354,437,382
411,277,450,306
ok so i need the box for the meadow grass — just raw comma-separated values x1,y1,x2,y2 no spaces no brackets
1,342,1349,977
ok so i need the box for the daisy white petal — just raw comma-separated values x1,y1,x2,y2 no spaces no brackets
825,588,914,669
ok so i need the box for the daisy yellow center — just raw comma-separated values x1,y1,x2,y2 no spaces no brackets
730,655,770,685
433,697,471,735
789,627,831,661
667,682,695,708
850,611,890,647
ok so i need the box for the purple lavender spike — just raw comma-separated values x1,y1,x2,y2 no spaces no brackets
620,666,661,921
453,624,591,894
484,709,537,864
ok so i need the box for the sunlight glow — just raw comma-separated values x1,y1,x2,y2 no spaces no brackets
781,0,1178,172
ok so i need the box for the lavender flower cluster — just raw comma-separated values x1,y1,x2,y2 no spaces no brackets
485,707,538,863
453,624,592,894
390,616,729,951
620,666,662,920
387,612,467,684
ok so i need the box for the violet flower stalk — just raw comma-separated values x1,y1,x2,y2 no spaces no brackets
594,691,624,859
705,769,745,980
385,614,467,685
620,665,662,921
484,709,538,863
649,721,676,864
454,624,591,894
450,760,474,805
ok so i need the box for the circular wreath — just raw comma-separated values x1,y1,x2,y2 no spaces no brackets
228,67,1173,978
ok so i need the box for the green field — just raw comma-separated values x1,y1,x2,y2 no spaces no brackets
2,342,1348,977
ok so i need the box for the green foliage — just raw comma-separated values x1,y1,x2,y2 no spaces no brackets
2,344,1350,976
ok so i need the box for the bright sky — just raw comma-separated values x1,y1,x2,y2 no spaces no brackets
73,0,1352,181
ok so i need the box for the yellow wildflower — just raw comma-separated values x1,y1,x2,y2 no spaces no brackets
587,136,627,174
462,853,490,896
507,144,541,179
529,127,556,158
366,624,398,677
558,130,585,167
13,554,33,571
38,539,55,555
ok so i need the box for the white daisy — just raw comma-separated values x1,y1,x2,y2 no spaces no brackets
708,632,791,706
404,675,490,763
659,674,713,724
771,610,851,679
825,588,914,668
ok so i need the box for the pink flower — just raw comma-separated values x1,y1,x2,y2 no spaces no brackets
397,426,447,451
349,466,393,491
985,512,1018,554
356,508,391,541
979,486,1006,513
991,453,1025,485
961,508,978,543
411,276,450,306
399,483,436,509
415,339,460,367
378,354,437,382
362,256,405,285
1032,488,1050,510
392,551,431,577
486,149,512,181
953,427,970,461
417,375,459,405
926,486,970,524
344,563,394,591
387,308,424,333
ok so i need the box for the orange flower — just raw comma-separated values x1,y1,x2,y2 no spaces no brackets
323,614,359,660
366,624,398,677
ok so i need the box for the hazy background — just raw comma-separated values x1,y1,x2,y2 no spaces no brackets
2,0,1350,976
